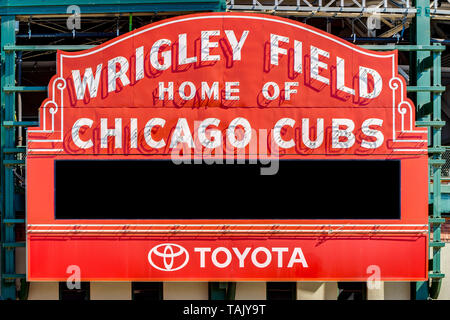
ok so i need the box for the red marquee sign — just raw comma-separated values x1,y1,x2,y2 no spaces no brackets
27,13,429,281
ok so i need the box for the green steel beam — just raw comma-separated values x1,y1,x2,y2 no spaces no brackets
1,15,17,300
429,159,446,166
429,43,444,300
3,160,25,166
2,121,39,127
2,219,24,224
429,273,445,279
429,217,446,224
4,45,95,51
0,0,227,15
3,147,26,154
407,0,446,299
209,282,226,300
407,86,445,92
3,86,46,92
415,281,429,300
416,120,446,127
209,282,235,300
412,0,435,300
427,147,446,154
2,243,25,248
1,274,25,279
129,13,133,32
429,242,445,248
360,44,444,51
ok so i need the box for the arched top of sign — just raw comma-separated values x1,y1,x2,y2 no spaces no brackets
28,13,426,155
56,13,400,109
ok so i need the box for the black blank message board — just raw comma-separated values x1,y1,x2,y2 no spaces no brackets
55,160,400,220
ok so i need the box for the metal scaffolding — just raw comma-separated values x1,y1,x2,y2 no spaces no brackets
0,0,446,300
226,0,450,18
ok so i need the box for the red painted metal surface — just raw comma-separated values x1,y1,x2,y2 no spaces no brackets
26,13,428,281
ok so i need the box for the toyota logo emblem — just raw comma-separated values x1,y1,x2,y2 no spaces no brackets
148,243,189,272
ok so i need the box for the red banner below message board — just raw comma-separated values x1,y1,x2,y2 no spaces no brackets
28,237,427,281
27,13,429,281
